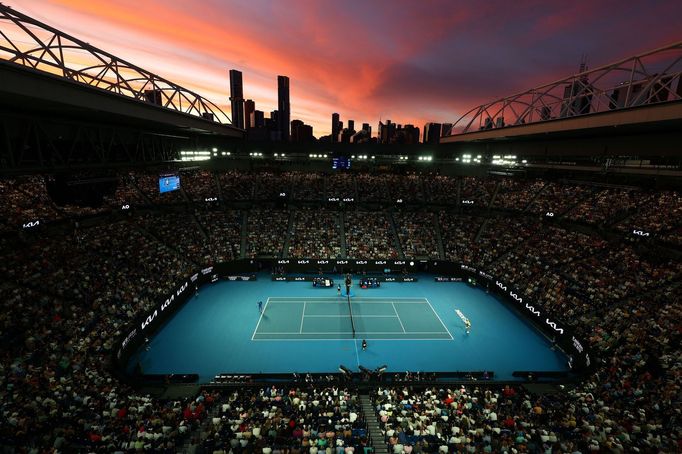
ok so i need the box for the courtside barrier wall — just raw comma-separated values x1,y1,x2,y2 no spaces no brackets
114,258,591,378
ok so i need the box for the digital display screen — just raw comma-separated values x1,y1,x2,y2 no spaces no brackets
159,175,180,193
332,157,351,170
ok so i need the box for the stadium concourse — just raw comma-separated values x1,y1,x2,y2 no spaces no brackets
0,170,680,452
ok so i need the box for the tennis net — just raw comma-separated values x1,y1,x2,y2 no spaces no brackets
347,295,356,338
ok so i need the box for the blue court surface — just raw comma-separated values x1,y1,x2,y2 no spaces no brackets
130,274,568,382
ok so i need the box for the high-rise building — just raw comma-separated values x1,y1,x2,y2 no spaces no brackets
244,99,255,129
277,75,290,141
291,119,314,143
229,69,245,129
379,120,395,144
440,123,453,137
252,110,265,128
347,120,355,134
331,113,340,143
361,123,371,136
561,60,593,118
423,123,442,144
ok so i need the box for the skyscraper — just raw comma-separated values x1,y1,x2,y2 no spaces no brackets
244,99,255,129
331,113,340,143
277,75,290,141
348,120,355,134
229,69,244,129
423,123,442,144
252,110,265,128
291,119,314,143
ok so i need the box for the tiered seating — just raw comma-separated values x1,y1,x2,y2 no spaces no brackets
135,212,212,265
460,177,496,206
182,169,219,202
387,174,426,203
345,211,399,259
288,208,341,258
218,170,254,200
253,172,292,200
615,190,682,245
246,208,288,257
492,179,544,210
355,173,391,202
394,211,440,258
439,214,480,263
326,173,357,199
288,171,325,201
194,209,242,262
0,175,62,227
199,387,370,453
568,187,641,225
424,175,459,204
102,172,148,208
526,182,593,216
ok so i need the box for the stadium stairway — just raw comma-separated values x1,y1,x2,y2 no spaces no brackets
240,210,248,259
130,179,153,205
339,211,347,258
487,180,501,210
433,212,446,260
282,210,295,257
387,211,405,259
521,181,549,212
213,171,224,201
360,393,388,454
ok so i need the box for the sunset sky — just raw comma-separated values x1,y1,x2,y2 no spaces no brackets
7,0,682,137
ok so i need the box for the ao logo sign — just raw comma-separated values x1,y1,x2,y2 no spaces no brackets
545,212,554,217
632,229,650,237
121,204,130,210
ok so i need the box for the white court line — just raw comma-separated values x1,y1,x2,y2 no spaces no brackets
392,302,407,333
425,297,454,340
267,297,428,301
267,300,426,304
251,297,271,341
354,339,360,367
256,331,449,334
304,314,399,318
251,338,454,341
299,301,306,333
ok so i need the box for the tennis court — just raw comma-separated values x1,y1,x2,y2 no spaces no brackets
252,296,453,340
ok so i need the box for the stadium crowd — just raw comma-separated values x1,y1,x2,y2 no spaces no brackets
192,386,371,453
0,169,679,452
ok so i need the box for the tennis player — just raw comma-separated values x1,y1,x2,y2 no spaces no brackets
465,319,471,334
258,300,263,314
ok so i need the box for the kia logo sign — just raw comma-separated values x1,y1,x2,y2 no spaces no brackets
525,303,540,316
546,320,564,334
22,220,40,228
632,229,650,237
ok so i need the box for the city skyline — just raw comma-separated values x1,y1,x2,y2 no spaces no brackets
8,0,682,138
